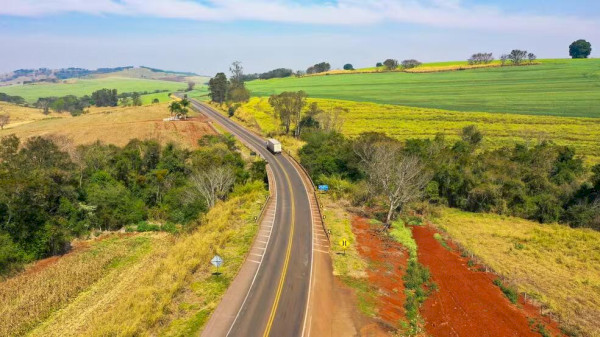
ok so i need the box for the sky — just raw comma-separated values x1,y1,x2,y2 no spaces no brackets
0,0,598,75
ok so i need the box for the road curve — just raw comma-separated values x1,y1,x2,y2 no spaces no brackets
192,100,314,337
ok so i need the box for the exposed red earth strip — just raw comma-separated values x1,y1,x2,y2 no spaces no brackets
413,225,562,337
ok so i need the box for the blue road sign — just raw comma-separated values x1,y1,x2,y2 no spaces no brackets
318,185,329,192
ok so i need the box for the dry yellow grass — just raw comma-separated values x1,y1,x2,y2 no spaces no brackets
0,103,216,148
322,196,367,279
434,207,600,336
0,101,67,129
0,233,163,336
26,182,267,337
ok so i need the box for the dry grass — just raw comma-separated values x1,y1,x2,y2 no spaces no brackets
322,195,367,279
26,181,267,337
0,103,216,148
0,101,67,129
433,207,600,336
0,233,162,336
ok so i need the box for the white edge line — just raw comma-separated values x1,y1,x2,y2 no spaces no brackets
197,101,279,337
293,158,315,337
226,172,277,337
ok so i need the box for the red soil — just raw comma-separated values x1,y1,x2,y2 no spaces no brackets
352,216,407,330
413,225,563,337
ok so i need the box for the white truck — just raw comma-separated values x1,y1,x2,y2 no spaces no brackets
266,138,282,154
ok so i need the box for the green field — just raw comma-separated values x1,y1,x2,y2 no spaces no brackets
247,59,600,118
0,77,186,103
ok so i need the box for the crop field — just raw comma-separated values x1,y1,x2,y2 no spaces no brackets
0,77,186,103
233,97,600,163
433,207,600,337
247,59,600,118
0,102,216,148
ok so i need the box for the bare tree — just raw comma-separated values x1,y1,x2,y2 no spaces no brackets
528,53,537,63
500,54,509,66
0,114,9,130
187,81,196,91
37,99,50,115
356,142,431,227
508,49,528,65
318,106,346,132
468,53,494,65
189,166,235,208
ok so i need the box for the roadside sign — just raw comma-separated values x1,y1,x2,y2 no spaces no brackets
339,238,349,255
211,255,223,268
318,185,329,192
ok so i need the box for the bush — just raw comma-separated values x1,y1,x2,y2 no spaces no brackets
493,279,518,304
401,59,422,69
0,233,25,276
343,64,354,70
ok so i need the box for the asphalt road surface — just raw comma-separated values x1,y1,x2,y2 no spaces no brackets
191,100,314,337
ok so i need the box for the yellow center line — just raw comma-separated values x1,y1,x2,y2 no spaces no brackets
263,157,295,337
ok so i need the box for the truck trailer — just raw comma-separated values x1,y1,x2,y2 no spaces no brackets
266,139,282,154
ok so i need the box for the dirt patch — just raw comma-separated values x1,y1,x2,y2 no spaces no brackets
352,216,408,332
413,225,562,337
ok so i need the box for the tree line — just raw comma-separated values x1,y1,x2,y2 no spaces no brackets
297,125,599,231
241,68,295,81
0,134,266,277
33,89,169,116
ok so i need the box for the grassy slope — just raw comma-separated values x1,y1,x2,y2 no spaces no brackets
0,101,68,129
4,182,267,337
247,59,600,118
0,77,185,103
0,233,165,336
0,103,216,148
434,207,600,337
234,97,600,163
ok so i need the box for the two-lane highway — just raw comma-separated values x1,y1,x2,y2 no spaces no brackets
192,100,314,337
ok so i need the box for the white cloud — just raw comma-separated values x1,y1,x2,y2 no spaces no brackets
0,0,598,35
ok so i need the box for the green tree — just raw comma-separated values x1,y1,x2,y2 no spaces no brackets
228,61,250,102
91,89,118,107
268,91,307,136
208,73,229,104
343,64,354,70
569,39,592,59
132,92,142,106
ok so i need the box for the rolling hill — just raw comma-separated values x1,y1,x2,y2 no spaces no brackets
246,59,600,118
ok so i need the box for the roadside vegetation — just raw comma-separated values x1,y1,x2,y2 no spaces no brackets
0,132,265,277
26,181,266,336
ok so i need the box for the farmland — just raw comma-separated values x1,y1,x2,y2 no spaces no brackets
0,77,186,103
247,59,600,118
433,207,600,337
231,97,600,163
0,102,216,147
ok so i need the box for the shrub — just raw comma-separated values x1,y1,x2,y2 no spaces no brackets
493,279,518,304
